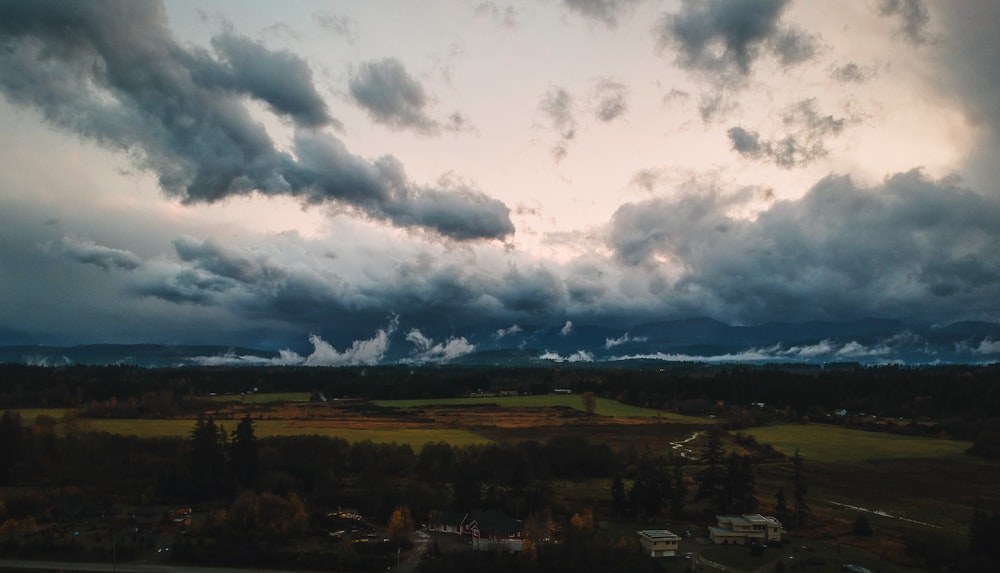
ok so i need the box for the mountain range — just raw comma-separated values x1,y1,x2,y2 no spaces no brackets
2,318,999,368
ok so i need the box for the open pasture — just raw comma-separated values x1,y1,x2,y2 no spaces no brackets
1,408,70,423
747,423,969,463
374,394,708,422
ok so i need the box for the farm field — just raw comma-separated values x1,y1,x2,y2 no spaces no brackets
374,394,709,422
747,423,970,463
6,411,492,448
744,425,995,550
208,391,312,404
5,394,712,454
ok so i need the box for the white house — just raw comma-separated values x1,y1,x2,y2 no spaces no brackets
637,529,681,557
708,514,784,545
428,510,524,552
427,510,468,534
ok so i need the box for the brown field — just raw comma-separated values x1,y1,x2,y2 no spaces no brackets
222,400,711,452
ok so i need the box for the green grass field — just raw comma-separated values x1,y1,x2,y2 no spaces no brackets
1,408,70,423
374,394,709,422
747,424,970,463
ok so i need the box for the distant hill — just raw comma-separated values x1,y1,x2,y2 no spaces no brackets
2,318,999,367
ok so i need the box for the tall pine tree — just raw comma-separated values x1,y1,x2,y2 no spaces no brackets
230,415,257,488
792,448,808,529
696,429,725,509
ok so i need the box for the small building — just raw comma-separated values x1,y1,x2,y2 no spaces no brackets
709,514,784,545
428,510,469,534
130,506,191,533
637,529,680,557
428,510,524,552
467,510,524,552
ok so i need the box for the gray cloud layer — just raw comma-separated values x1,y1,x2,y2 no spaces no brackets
593,79,628,122
877,0,931,45
0,1,512,241
659,0,817,79
349,58,437,134
539,85,577,161
59,237,141,271
562,0,643,28
55,167,995,344
727,99,851,168
609,170,1000,323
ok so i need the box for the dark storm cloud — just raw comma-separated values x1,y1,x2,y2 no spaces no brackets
933,1,1000,145
0,1,513,241
207,32,334,128
348,58,438,134
608,170,1000,323
124,232,569,338
877,0,931,45
59,237,141,271
727,99,850,168
659,0,817,80
131,238,342,317
561,0,643,28
539,85,577,161
593,79,628,122
132,268,235,305
173,236,287,286
496,265,566,313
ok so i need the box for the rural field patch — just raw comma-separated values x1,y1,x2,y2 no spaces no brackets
80,417,490,447
374,395,708,422
748,424,969,463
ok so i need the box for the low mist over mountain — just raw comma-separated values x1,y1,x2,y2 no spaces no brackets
4,318,998,368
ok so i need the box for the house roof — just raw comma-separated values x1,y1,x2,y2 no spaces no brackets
638,529,680,541
431,511,468,527
468,511,522,536
718,513,777,526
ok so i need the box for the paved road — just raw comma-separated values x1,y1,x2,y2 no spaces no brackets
393,538,428,573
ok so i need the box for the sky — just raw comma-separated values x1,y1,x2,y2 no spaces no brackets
1,0,999,361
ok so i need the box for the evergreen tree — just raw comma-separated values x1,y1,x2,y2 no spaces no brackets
967,498,1000,562
634,448,664,517
230,415,257,488
669,454,687,519
190,415,227,494
792,448,808,529
735,454,758,514
851,514,873,536
610,476,627,517
775,488,789,523
696,429,725,508
0,411,23,485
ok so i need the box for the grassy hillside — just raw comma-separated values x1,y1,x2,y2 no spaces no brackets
748,423,969,463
